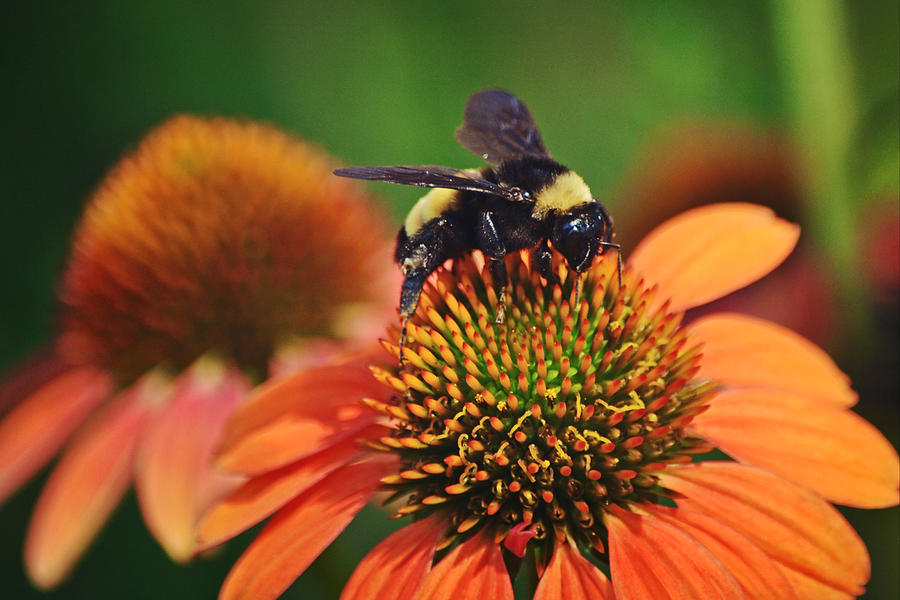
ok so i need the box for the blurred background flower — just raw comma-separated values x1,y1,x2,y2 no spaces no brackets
616,123,840,348
0,113,395,591
1,1,896,598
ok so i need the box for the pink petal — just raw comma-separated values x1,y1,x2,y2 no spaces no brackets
412,531,514,600
502,521,539,557
534,537,615,600
629,203,799,311
605,506,743,600
0,367,112,504
25,374,167,589
689,313,856,407
340,515,444,600
660,462,869,597
134,359,251,562
692,389,900,508
219,457,394,600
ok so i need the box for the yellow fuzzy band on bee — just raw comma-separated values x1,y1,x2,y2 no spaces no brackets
533,171,593,217
403,187,458,236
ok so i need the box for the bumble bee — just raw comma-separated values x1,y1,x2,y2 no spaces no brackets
335,89,620,336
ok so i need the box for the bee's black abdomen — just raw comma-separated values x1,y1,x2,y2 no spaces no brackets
395,227,410,263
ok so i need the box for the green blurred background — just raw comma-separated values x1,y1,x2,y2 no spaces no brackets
1,1,897,598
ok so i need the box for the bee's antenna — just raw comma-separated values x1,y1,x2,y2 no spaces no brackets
616,250,623,289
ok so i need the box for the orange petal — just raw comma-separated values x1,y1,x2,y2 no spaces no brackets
690,313,856,407
629,203,799,311
219,457,394,600
660,462,869,597
24,374,167,589
340,515,444,600
412,530,514,600
692,389,900,508
217,364,382,474
534,537,614,600
198,424,387,551
221,362,382,447
605,506,743,600
645,504,796,599
216,409,377,476
0,367,112,504
134,359,250,562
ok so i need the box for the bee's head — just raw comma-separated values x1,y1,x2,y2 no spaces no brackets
551,202,615,272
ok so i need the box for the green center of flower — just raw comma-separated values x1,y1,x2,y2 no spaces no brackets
367,252,715,556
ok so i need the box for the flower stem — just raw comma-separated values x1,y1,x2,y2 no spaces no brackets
770,0,870,340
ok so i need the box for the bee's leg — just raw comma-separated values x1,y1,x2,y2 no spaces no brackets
398,240,435,363
396,274,425,364
574,272,584,307
477,211,509,324
533,240,561,286
399,272,426,322
489,259,509,324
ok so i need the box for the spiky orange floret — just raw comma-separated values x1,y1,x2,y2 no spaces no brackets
58,116,392,382
368,252,715,556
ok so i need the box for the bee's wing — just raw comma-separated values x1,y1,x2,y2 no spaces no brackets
454,89,550,165
333,165,529,202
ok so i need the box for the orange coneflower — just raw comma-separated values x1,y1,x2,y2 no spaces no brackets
0,115,396,589
200,203,899,600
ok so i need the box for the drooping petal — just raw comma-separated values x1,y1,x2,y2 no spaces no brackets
219,457,395,600
692,389,900,508
502,521,539,557
216,364,382,474
340,515,444,600
629,203,799,311
534,537,614,600
134,359,250,562
689,313,856,407
660,462,869,597
198,424,387,551
24,374,167,589
0,367,112,504
645,504,796,599
411,530,514,600
605,506,743,600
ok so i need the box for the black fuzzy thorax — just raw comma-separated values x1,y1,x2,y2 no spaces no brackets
492,156,569,194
